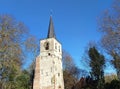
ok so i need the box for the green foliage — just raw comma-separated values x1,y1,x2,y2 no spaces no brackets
105,80,120,89
27,60,36,89
16,70,30,89
88,47,105,89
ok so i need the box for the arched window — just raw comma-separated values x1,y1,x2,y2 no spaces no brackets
44,42,49,50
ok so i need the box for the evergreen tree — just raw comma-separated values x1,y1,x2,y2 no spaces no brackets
88,47,105,89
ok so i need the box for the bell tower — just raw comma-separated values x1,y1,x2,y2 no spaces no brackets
33,16,64,89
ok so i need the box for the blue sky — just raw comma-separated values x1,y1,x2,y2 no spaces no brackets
0,0,115,73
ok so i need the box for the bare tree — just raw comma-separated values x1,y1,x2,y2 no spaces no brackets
99,0,120,80
62,50,80,89
0,14,39,89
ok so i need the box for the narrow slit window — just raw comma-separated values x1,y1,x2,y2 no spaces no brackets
59,46,60,52
55,43,57,49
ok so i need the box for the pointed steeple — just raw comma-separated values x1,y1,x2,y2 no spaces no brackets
47,16,56,38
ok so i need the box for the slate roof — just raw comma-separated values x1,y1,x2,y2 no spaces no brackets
47,16,56,38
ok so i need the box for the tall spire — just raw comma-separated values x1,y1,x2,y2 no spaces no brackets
47,16,56,38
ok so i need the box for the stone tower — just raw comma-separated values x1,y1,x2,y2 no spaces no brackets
33,16,64,89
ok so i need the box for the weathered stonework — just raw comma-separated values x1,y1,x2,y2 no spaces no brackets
33,17,64,89
33,56,41,89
